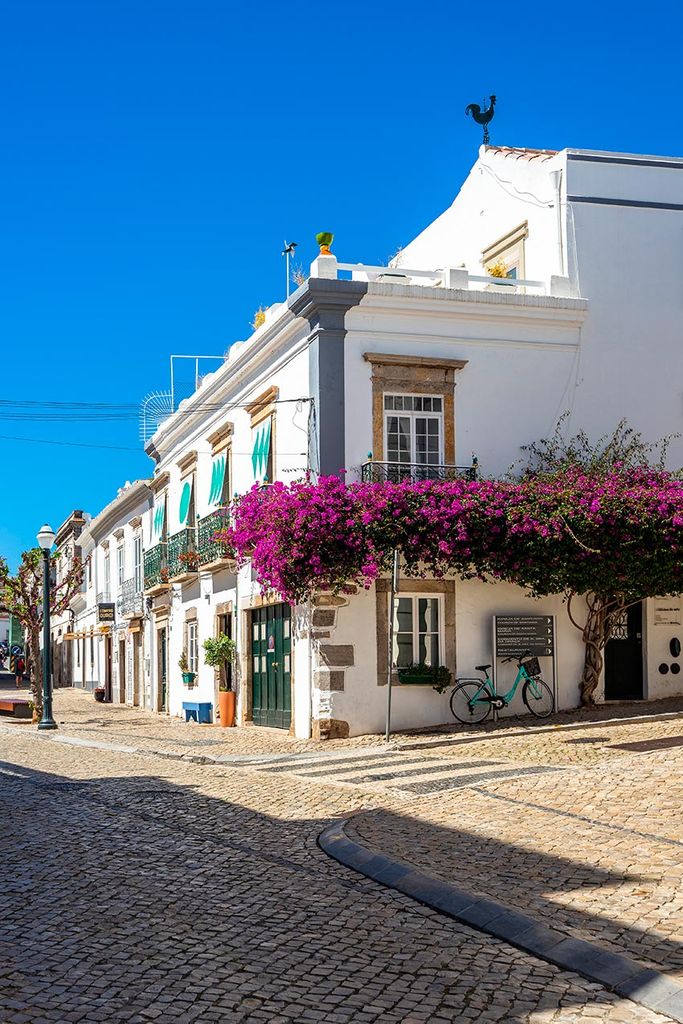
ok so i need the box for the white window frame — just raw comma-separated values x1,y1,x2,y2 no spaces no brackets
391,593,444,668
187,621,199,674
383,394,444,466
116,542,125,587
103,552,110,598
133,535,143,593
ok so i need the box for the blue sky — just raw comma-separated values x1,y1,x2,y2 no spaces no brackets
0,0,680,568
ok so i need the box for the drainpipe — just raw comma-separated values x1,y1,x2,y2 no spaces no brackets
549,168,565,277
306,595,313,740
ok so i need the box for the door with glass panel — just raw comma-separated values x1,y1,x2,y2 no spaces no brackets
251,604,291,728
384,395,443,481
393,595,441,670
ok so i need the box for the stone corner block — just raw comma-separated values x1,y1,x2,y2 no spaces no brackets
319,644,354,668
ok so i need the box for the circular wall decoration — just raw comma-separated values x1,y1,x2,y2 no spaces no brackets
659,663,670,675
670,638,681,658
671,663,681,675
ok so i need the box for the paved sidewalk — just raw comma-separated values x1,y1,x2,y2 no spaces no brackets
0,729,674,1024
348,744,683,982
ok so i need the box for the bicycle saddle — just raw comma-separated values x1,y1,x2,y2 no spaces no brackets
475,664,492,672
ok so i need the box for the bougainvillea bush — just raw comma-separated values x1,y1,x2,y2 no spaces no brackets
218,465,683,704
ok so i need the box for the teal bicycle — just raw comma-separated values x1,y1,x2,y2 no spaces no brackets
450,651,554,724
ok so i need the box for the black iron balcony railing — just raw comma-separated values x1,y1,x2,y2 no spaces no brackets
198,509,232,566
361,460,478,484
117,577,144,617
143,543,168,590
168,527,198,578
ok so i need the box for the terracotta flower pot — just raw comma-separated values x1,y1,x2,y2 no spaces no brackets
218,690,235,728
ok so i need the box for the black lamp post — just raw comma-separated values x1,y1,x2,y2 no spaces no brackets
36,523,57,731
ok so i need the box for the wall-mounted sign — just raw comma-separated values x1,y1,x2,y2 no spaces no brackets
494,615,554,657
654,602,681,626
98,603,115,623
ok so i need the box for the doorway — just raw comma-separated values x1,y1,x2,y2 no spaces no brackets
157,626,168,713
104,635,113,702
251,603,291,729
605,602,643,700
119,639,126,703
133,632,141,707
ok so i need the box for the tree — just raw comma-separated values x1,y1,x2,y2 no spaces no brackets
0,548,85,718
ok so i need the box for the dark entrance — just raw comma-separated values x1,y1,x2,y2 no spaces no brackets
158,627,168,713
604,602,643,700
251,604,291,729
104,635,113,702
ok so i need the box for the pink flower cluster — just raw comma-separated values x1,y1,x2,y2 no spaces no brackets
215,469,683,603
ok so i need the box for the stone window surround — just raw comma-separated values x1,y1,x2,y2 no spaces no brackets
375,578,456,686
207,423,234,456
363,353,467,464
246,386,278,483
481,221,528,278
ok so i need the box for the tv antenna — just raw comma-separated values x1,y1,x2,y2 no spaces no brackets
282,240,298,298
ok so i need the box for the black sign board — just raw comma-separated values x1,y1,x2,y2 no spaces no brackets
494,615,554,657
98,603,115,623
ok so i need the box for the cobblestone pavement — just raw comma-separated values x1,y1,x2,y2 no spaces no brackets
0,730,675,1024
5,683,683,768
349,744,683,981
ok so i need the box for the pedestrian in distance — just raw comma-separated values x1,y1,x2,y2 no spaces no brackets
15,655,25,688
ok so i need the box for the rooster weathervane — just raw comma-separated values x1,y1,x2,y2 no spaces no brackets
465,95,496,145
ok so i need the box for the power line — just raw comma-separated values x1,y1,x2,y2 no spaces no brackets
0,433,308,458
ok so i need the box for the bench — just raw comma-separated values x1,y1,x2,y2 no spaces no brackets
182,701,213,725
0,698,33,720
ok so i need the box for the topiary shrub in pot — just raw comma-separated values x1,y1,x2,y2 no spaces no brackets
203,633,237,727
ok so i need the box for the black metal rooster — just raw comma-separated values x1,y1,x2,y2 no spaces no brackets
465,95,496,145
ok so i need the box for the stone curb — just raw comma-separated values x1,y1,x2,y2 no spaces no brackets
318,819,683,1023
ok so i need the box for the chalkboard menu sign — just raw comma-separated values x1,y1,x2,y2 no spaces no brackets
494,615,554,657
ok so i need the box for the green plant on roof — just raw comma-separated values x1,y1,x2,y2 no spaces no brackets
315,231,334,254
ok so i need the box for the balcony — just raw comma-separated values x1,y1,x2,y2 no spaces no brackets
117,578,144,618
198,509,234,570
143,543,169,594
168,528,198,582
96,590,111,604
361,461,478,484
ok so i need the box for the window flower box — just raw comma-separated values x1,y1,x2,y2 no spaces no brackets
397,664,452,693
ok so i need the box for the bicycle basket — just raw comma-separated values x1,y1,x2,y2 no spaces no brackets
522,656,541,677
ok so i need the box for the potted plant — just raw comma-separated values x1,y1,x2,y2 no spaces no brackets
94,687,105,702
179,649,196,686
178,550,199,573
203,633,237,727
315,231,334,255
397,663,452,693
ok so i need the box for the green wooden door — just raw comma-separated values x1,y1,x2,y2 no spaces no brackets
251,604,291,728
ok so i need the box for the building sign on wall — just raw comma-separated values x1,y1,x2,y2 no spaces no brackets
98,603,115,623
654,602,681,626
494,615,555,657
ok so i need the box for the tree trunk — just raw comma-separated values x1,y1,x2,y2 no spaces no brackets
579,599,606,705
28,628,43,718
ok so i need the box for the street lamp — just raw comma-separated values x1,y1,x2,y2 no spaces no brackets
36,523,57,731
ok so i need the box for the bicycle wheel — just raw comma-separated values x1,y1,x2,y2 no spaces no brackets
522,677,554,718
450,680,492,725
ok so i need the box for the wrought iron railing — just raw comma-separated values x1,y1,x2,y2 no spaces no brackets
168,528,198,578
361,460,478,483
198,509,232,566
117,577,144,617
143,543,168,590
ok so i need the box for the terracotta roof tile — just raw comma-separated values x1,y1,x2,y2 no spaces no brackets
485,146,558,162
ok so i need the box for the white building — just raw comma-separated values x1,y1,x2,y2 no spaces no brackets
71,143,683,737
70,482,152,704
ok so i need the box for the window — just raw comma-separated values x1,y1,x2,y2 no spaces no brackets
482,221,528,282
252,417,273,484
87,558,92,588
384,395,443,469
90,634,94,666
187,621,199,674
103,552,110,598
393,595,442,669
116,543,125,587
133,536,143,592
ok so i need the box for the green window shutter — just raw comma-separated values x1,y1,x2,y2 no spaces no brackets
209,455,226,506
179,480,193,526
152,500,165,543
252,418,272,482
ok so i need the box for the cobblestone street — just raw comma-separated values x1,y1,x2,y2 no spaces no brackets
2,693,683,1023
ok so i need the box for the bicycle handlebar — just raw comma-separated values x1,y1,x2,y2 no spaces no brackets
501,650,530,664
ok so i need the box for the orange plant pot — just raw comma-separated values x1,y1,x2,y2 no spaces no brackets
218,690,235,728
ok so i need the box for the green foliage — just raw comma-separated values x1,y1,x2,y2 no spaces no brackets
203,633,236,668
178,649,188,672
315,231,334,248
398,663,453,694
